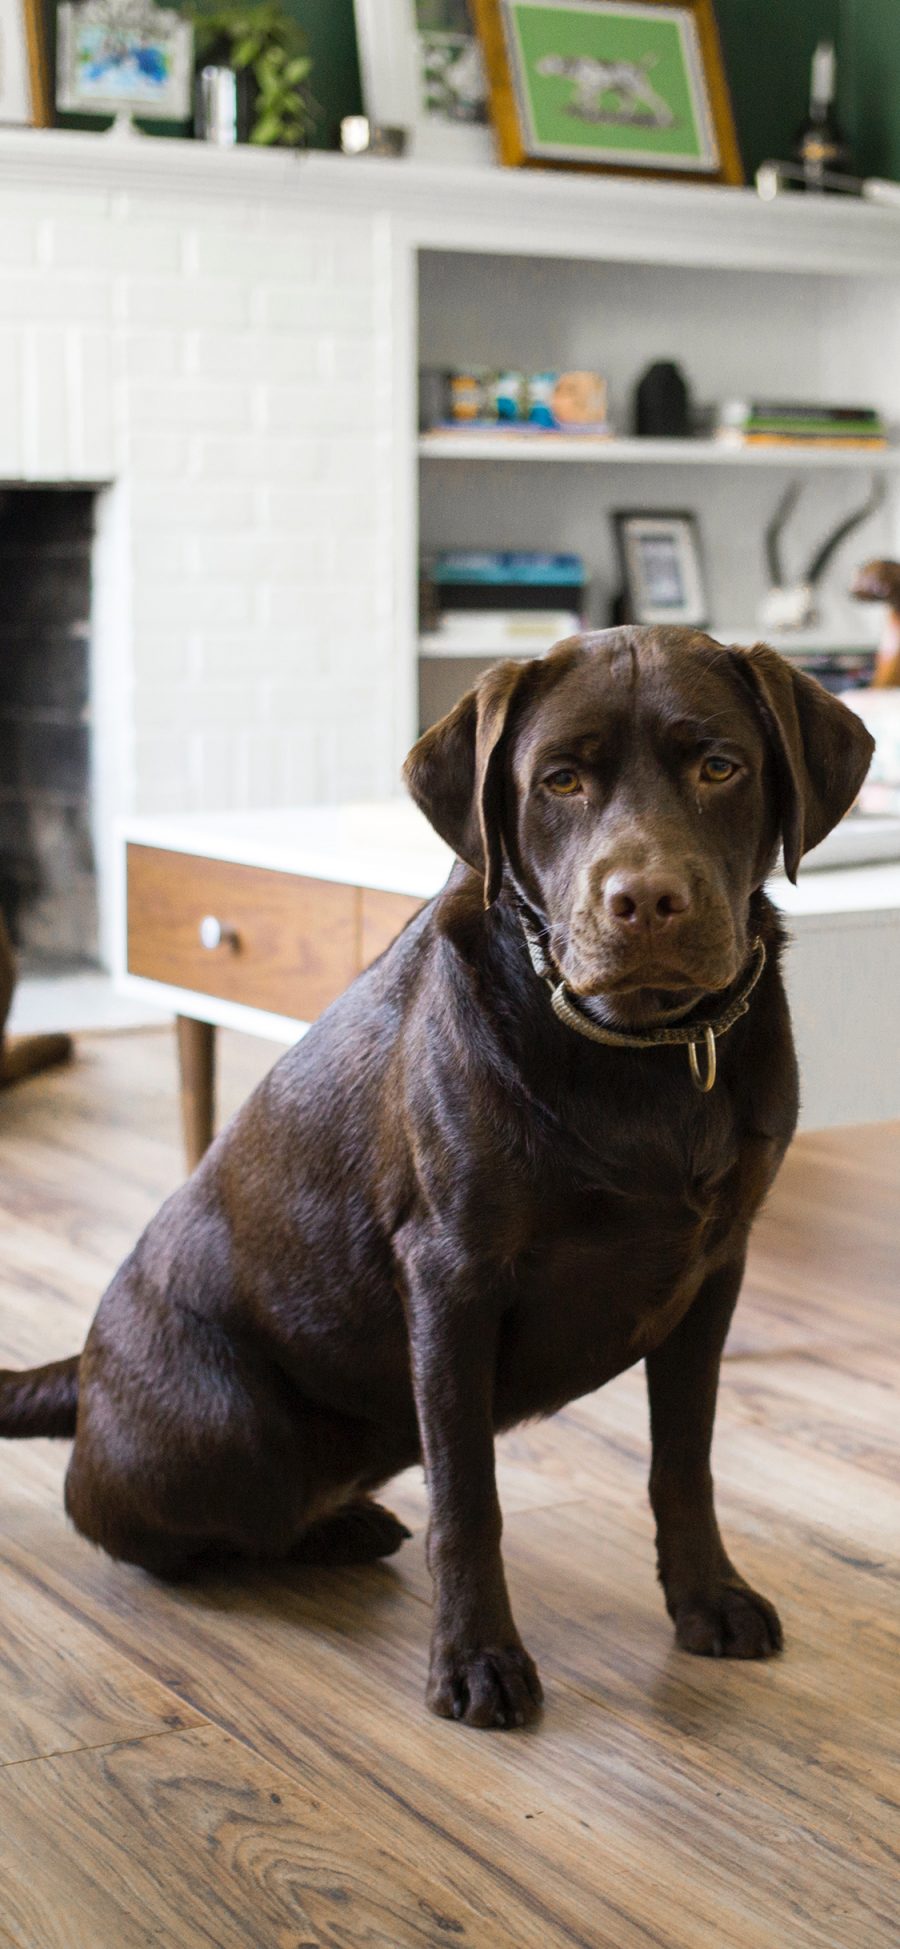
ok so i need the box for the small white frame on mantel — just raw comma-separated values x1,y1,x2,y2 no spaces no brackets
353,0,494,165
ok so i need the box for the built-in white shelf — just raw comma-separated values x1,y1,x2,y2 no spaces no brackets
721,626,875,653
420,636,562,660
420,629,874,661
418,433,900,469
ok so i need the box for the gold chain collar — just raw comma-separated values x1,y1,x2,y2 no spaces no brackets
514,901,766,1094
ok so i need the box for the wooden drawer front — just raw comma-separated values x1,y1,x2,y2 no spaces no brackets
360,888,424,969
127,845,358,1020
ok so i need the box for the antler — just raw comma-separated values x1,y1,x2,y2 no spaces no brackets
805,475,885,587
765,481,802,588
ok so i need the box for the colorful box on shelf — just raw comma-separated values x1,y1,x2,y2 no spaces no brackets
422,368,610,436
430,550,587,613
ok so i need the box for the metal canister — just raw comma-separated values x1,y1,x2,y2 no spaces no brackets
195,67,241,146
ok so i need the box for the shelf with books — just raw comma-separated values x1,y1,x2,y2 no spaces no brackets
420,629,876,664
418,434,900,469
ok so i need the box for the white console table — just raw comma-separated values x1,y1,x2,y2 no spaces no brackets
116,802,900,1157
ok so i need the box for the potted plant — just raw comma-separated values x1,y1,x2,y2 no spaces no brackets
185,1,315,147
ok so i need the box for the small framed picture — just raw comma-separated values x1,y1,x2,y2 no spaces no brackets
614,511,707,626
0,0,50,125
56,0,192,123
471,0,743,182
354,0,494,164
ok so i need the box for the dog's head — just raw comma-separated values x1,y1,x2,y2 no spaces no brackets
404,627,874,1029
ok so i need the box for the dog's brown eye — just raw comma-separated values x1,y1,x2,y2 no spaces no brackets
546,769,582,796
700,755,737,783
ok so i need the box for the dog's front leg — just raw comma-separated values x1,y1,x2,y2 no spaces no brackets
646,1254,783,1659
397,1232,542,1729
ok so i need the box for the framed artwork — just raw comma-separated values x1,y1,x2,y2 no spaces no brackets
56,0,192,123
0,0,50,125
471,0,743,182
354,1,494,164
614,511,707,626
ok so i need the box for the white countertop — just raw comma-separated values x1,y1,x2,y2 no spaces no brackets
120,802,900,921
122,802,455,901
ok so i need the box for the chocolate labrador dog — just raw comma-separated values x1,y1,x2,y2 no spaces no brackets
0,628,873,1730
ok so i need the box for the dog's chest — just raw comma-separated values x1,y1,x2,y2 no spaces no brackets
495,1124,776,1421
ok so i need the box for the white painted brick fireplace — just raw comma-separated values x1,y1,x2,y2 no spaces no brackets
0,136,414,962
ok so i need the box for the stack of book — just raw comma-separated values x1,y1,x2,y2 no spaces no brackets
783,646,876,694
716,399,888,450
421,552,586,660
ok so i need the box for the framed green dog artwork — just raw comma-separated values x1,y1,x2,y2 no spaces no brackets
472,0,743,183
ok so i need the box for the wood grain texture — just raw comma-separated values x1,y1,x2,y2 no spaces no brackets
0,1028,897,1948
176,1014,216,1172
0,1543,202,1767
0,1721,488,1949
126,845,358,1020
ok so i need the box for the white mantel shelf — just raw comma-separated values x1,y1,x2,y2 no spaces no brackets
4,127,900,275
419,434,900,467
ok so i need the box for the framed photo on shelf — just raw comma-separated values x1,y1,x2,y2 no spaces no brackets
471,0,743,182
0,0,50,125
614,510,707,625
56,0,192,123
354,1,494,164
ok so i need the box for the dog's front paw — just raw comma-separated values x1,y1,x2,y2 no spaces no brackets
427,1639,543,1729
672,1581,783,1659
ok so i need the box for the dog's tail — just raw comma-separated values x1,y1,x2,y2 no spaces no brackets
0,1355,80,1437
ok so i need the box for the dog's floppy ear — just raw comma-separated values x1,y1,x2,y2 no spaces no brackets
403,659,531,906
732,643,875,883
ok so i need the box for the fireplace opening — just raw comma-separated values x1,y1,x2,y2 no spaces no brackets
0,487,99,971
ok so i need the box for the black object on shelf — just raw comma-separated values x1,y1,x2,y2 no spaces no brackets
634,362,690,438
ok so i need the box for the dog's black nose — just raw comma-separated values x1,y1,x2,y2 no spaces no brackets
604,870,691,934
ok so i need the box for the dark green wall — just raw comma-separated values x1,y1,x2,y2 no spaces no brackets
717,0,900,183
283,0,361,149
47,0,900,180
300,0,900,181
838,0,900,181
716,0,839,180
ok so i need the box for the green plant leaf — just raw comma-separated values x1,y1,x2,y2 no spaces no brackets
181,0,315,142
231,35,260,65
250,112,283,145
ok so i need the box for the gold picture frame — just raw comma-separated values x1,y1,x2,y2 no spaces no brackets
471,0,743,184
0,0,52,126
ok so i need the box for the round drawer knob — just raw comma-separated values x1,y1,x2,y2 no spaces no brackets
199,914,239,952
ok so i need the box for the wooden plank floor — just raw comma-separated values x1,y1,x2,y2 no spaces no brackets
0,1029,897,1949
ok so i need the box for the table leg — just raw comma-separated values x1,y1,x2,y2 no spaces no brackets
176,1015,216,1172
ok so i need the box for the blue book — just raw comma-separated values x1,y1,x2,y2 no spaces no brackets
433,551,585,588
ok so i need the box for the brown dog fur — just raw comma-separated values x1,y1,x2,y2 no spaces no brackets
0,629,874,1728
